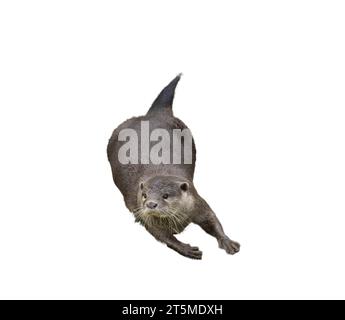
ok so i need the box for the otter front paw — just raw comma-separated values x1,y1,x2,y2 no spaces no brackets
176,244,203,260
218,237,240,255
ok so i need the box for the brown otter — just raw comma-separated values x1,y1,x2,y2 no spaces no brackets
107,74,240,259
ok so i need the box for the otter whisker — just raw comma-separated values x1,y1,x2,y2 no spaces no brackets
134,205,190,235
163,209,179,232
159,208,188,233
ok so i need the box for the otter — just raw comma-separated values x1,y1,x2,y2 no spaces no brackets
107,74,240,259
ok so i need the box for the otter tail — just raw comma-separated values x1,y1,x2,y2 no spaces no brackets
146,73,182,115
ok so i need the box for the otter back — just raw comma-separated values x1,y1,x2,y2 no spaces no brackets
107,75,196,210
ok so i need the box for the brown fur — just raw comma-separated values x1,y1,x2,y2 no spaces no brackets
107,75,240,259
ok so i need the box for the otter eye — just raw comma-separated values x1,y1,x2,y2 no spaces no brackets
142,193,147,199
162,193,169,199
180,183,188,192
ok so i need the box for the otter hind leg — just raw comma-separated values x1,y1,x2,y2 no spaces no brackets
194,210,240,255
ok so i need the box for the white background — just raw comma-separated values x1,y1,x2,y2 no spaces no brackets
0,1,344,300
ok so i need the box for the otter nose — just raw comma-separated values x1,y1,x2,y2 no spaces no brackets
146,201,158,209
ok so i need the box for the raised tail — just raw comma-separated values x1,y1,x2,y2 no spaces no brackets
146,73,182,115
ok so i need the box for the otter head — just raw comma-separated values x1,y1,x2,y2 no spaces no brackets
134,175,193,232
139,176,191,214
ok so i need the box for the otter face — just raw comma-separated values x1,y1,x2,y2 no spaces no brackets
134,176,193,233
138,176,190,217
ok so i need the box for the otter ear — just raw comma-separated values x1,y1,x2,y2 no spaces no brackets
140,183,144,190
180,182,188,192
